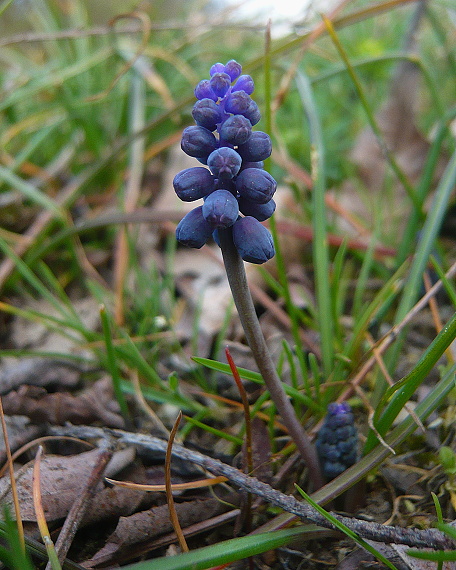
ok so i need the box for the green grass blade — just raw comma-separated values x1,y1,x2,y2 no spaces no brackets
0,166,65,219
322,15,418,208
407,550,456,562
193,357,324,413
432,493,445,570
122,525,317,570
120,381,202,413
295,70,334,378
295,486,399,570
396,148,456,322
376,146,456,397
396,107,456,265
183,416,243,446
364,311,456,453
99,306,130,422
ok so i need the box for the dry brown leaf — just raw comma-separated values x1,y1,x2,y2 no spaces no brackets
0,447,133,522
0,448,102,522
86,498,227,567
0,377,124,427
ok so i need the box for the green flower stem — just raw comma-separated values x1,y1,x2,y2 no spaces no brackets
219,227,324,490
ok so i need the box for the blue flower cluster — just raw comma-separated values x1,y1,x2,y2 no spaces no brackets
315,402,358,480
174,60,276,264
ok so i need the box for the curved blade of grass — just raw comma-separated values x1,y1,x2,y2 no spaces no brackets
0,517,85,570
183,415,243,446
120,381,202,414
121,525,318,570
364,311,456,453
0,509,33,570
322,14,418,208
408,543,456,562
0,166,64,219
33,447,62,570
432,493,444,570
394,145,456,313
396,106,456,265
0,240,79,323
295,70,334,378
295,485,399,570
0,301,89,346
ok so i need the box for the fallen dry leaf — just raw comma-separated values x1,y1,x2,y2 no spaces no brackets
85,497,227,568
0,377,124,427
0,446,133,523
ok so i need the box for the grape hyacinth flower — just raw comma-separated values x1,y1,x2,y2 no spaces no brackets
173,61,324,489
316,403,358,480
173,59,276,264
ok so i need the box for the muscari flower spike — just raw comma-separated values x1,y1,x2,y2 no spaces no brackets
173,60,276,264
315,402,358,480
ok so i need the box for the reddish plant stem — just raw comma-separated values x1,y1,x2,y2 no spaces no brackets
225,347,253,533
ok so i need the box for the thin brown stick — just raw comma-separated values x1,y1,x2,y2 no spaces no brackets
166,411,189,553
0,21,262,48
46,441,114,569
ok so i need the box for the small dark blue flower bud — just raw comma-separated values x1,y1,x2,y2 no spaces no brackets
232,74,255,95
207,147,242,179
243,99,261,126
173,167,215,202
238,197,276,221
224,60,242,82
232,217,275,264
210,72,232,98
210,62,225,76
194,79,218,102
219,114,252,146
224,90,253,115
181,126,217,159
202,189,239,229
176,206,213,249
237,131,272,162
236,168,277,204
192,98,222,131
316,402,358,480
